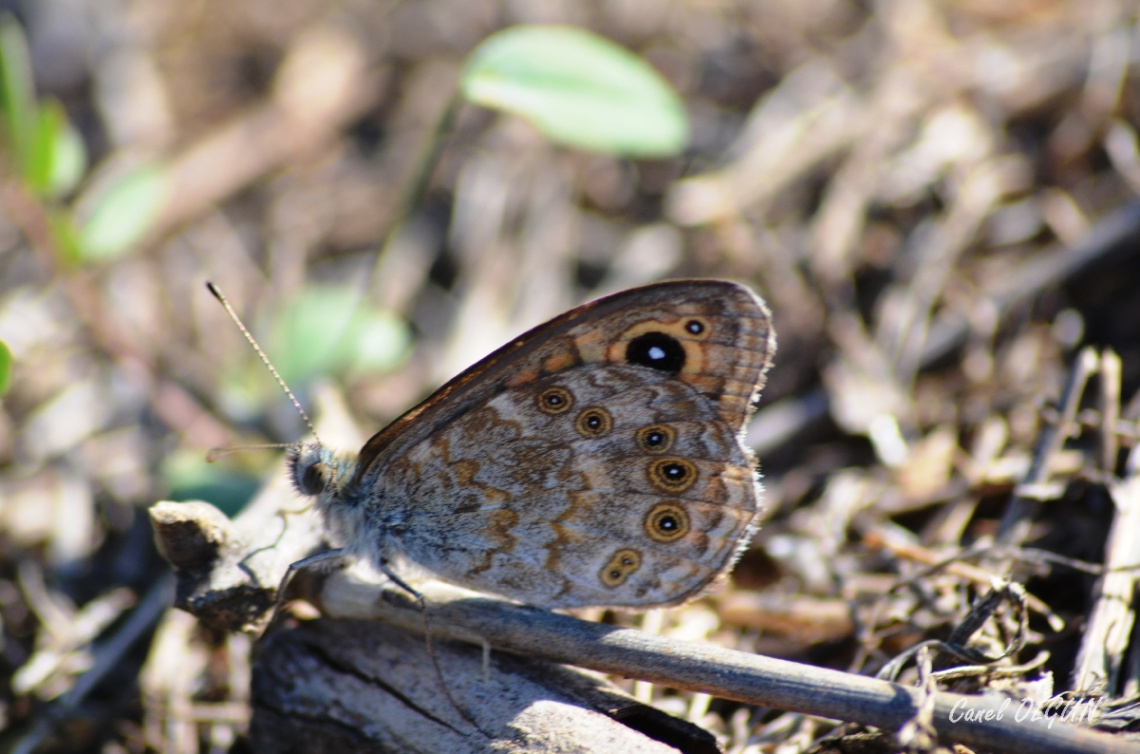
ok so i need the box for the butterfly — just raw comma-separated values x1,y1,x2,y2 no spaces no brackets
287,279,775,609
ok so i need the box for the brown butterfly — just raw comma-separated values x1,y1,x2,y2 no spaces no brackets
288,280,775,609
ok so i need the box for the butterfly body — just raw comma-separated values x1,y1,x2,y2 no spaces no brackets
289,280,775,609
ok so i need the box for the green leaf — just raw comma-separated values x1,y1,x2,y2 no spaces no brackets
28,99,86,197
270,284,410,386
0,14,37,175
76,163,167,261
0,339,10,395
461,25,689,158
45,207,81,264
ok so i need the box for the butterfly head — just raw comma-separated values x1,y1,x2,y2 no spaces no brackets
288,441,363,545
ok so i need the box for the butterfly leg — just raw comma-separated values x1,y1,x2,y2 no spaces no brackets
376,559,424,601
271,547,351,622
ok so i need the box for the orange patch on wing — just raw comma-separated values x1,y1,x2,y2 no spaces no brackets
680,372,722,394
715,394,750,427
453,459,511,504
542,352,578,374
570,329,607,361
452,458,478,484
506,368,542,387
487,508,519,542
436,436,452,465
543,520,584,570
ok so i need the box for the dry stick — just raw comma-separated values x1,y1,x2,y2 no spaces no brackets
1071,436,1140,694
317,573,1135,754
1127,605,1140,701
1099,350,1122,475
995,346,1100,549
151,491,322,633
860,529,1059,623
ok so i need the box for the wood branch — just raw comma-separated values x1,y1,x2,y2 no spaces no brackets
150,479,320,633
252,619,718,753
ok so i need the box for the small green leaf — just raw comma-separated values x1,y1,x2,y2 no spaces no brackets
77,163,167,261
270,284,410,386
29,99,86,197
461,25,689,158
0,339,10,395
0,14,37,174
45,207,81,264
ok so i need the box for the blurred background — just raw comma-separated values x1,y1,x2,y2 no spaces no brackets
1,0,1140,751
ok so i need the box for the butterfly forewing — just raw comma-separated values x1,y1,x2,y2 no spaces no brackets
350,280,774,480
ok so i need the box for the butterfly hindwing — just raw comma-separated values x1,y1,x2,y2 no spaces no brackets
377,364,761,607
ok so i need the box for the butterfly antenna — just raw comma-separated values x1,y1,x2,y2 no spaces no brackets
206,443,292,462
206,281,321,444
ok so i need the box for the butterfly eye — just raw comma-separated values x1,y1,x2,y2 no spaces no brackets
646,457,698,493
625,332,685,373
636,425,675,453
599,548,641,587
575,407,612,437
300,462,331,495
645,503,690,542
537,386,574,414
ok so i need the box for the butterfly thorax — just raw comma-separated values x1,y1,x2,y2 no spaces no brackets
289,441,369,549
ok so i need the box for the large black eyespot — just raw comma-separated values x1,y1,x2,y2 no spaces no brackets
537,386,574,414
645,503,689,542
625,332,685,373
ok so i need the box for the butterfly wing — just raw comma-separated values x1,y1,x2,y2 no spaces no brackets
346,279,775,608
